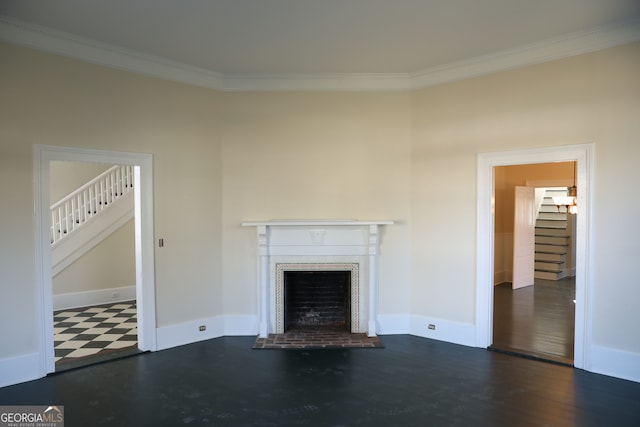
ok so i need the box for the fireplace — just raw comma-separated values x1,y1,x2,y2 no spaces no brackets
242,220,393,338
284,270,351,331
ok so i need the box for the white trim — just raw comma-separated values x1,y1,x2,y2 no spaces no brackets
33,145,156,380
591,345,640,383
476,144,594,371
156,316,224,351
242,220,393,226
243,222,392,338
410,315,476,347
223,73,411,92
377,314,410,335
2,15,638,92
223,315,259,336
275,263,360,334
0,352,40,388
53,285,136,311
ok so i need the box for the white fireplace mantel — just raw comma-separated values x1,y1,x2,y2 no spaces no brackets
242,220,393,338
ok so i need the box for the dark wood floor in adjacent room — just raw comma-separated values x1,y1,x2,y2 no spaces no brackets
493,277,575,365
1,335,639,426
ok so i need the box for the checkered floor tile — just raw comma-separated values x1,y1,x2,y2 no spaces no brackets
54,301,138,366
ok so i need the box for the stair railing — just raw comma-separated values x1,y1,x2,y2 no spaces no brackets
50,165,134,245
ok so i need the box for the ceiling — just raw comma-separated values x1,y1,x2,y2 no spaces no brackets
1,0,639,90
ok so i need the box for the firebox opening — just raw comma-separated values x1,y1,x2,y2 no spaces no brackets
284,271,351,332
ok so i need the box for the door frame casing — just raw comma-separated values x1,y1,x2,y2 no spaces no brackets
34,144,157,375
476,143,593,370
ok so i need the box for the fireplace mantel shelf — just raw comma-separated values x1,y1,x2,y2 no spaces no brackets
242,220,394,227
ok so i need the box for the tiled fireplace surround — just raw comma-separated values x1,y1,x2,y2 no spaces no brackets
242,220,393,338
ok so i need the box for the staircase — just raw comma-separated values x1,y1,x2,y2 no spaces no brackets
534,188,571,280
51,165,135,276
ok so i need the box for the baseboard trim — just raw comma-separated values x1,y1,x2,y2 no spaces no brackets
377,314,410,335
53,285,136,310
223,315,258,336
156,316,225,351
0,352,41,388
590,345,640,383
409,315,476,347
3,325,638,388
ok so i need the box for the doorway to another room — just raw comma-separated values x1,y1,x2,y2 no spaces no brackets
491,162,577,365
50,161,139,371
476,144,593,371
34,145,157,377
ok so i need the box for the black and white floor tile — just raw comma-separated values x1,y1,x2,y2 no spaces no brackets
54,301,138,366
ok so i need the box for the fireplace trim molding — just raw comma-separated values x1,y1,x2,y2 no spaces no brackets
242,220,393,338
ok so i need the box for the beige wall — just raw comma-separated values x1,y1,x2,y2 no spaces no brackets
410,42,640,351
220,91,413,317
1,39,639,366
53,220,135,294
50,161,111,203
0,41,224,361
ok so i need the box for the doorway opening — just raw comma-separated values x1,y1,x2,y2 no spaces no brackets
34,145,156,376
49,161,139,370
490,162,577,364
476,144,593,370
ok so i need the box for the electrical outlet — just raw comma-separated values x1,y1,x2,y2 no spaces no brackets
428,324,436,330
199,325,206,332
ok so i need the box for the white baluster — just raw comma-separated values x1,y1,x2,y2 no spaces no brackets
50,165,132,244
70,198,76,233
51,211,56,244
57,206,63,239
64,202,69,236
109,171,114,204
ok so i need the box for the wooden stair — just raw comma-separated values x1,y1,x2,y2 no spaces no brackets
534,188,570,280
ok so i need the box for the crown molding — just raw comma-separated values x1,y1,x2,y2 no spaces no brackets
222,73,412,91
410,18,640,89
0,15,224,90
1,15,639,92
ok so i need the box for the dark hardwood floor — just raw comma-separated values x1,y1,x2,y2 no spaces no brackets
1,335,639,426
492,277,575,365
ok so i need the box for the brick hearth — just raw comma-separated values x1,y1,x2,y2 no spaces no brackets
253,326,384,349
